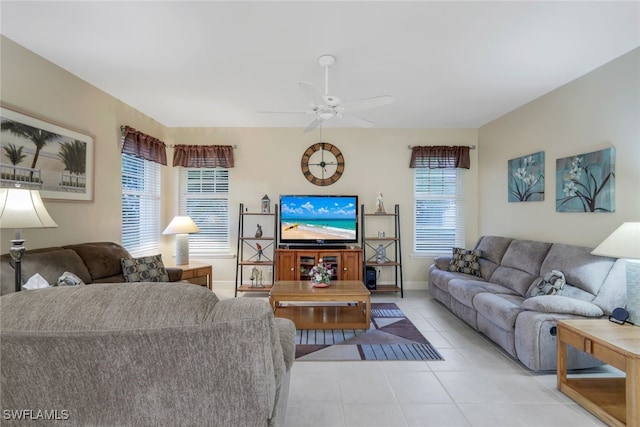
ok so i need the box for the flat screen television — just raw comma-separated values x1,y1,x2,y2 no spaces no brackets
279,195,358,247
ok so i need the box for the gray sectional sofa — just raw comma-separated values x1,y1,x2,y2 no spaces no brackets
0,282,296,426
429,235,626,371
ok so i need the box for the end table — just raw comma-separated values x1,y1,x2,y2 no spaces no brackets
173,261,213,290
557,319,640,427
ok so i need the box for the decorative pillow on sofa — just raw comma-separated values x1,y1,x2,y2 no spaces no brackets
448,247,482,277
527,270,566,297
57,271,86,287
121,254,170,282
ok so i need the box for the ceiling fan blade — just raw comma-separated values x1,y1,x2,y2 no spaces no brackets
341,114,374,128
299,81,325,107
258,110,310,114
340,95,394,113
303,117,323,133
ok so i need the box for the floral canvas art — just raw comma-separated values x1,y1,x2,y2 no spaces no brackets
508,151,545,202
556,147,615,212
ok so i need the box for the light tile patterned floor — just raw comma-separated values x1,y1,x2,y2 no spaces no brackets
219,288,609,427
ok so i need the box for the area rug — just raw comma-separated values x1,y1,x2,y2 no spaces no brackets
295,303,444,361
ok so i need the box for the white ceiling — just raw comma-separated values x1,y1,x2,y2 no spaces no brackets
1,1,639,129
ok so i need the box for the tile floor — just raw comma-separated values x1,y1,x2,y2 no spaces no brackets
222,288,611,427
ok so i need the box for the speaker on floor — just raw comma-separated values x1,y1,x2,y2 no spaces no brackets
365,266,377,290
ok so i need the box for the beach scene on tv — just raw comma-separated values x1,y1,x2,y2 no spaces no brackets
280,196,357,241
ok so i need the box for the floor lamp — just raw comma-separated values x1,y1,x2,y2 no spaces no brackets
591,222,640,324
0,188,58,292
163,216,200,265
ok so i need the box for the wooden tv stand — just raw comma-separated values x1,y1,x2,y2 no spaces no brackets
557,319,640,427
276,248,362,282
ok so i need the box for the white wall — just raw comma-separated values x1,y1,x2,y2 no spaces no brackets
1,36,479,290
477,48,639,247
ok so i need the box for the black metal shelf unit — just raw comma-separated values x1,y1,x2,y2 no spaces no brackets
361,204,403,297
234,203,278,296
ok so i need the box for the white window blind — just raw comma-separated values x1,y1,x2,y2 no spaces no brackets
414,167,465,255
121,154,161,255
179,168,230,255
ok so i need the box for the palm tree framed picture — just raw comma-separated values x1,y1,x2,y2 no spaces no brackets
0,104,94,201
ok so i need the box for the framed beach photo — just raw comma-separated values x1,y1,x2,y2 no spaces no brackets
0,105,94,201
508,151,545,202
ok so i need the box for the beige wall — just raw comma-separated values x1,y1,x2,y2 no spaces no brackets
4,35,637,289
1,36,479,290
0,36,170,252
477,47,640,247
167,127,478,288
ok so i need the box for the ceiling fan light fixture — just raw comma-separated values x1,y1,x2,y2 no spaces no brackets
318,110,336,120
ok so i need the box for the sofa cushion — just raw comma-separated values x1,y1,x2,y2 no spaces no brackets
475,236,513,280
540,243,616,296
448,279,517,308
448,248,482,277
488,240,552,296
121,254,170,282
501,240,552,276
20,248,92,287
0,282,219,331
522,295,604,317
64,242,131,282
473,293,526,331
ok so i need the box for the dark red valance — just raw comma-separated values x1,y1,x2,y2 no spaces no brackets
121,126,167,165
409,145,470,169
172,144,234,168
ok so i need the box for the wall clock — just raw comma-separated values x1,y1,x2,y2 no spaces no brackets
300,142,345,186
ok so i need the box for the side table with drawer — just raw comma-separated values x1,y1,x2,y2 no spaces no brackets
557,319,640,427
173,261,213,290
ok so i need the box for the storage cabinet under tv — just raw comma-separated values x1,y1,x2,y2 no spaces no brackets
275,249,363,282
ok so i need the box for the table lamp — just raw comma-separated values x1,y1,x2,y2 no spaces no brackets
162,215,199,265
591,222,640,324
0,188,58,292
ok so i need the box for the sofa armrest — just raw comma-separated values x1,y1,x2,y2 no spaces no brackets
210,297,292,374
275,317,296,371
433,256,452,271
166,267,183,282
522,295,604,317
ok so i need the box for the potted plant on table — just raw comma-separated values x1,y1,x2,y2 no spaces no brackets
310,258,333,287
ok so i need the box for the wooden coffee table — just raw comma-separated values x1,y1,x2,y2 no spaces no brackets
269,280,371,329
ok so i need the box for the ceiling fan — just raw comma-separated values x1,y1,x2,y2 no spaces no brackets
261,54,394,132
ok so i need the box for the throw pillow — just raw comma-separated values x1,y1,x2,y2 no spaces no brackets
23,273,50,290
448,247,482,277
522,295,603,317
121,254,170,282
527,270,566,297
57,271,86,286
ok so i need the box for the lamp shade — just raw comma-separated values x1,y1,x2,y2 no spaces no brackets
0,188,58,229
591,222,640,260
162,216,199,235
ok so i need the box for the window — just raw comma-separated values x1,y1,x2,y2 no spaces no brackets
179,168,230,255
414,167,465,255
121,154,161,255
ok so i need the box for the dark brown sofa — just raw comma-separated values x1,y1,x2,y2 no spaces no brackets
0,242,182,295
